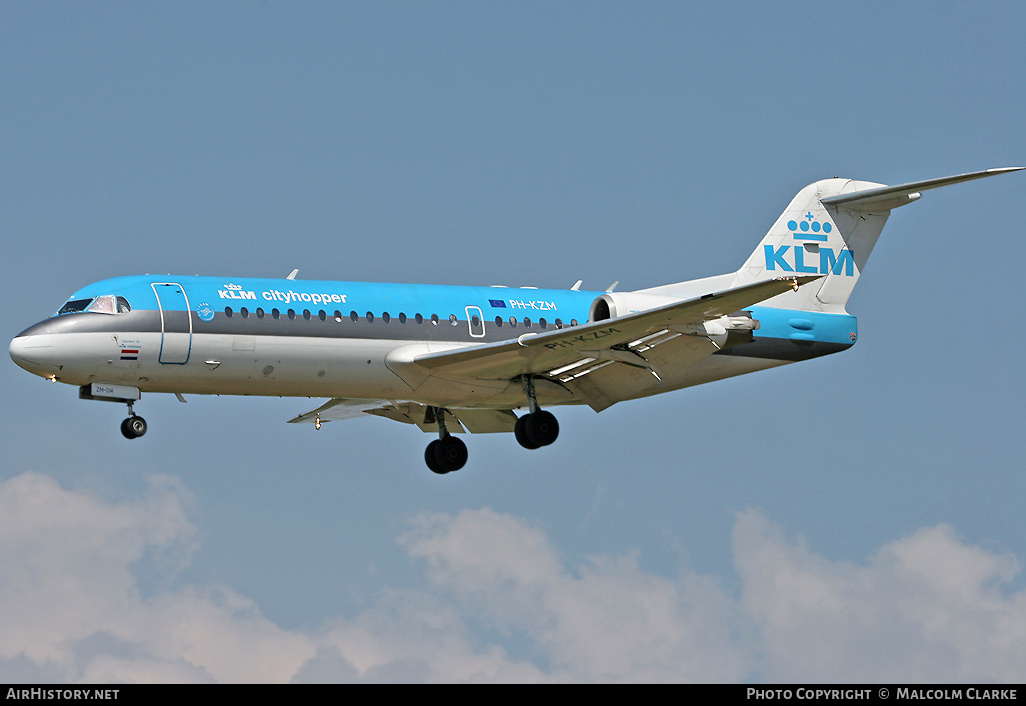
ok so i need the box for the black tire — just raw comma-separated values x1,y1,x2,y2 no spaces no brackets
434,436,468,472
525,410,558,447
515,414,540,450
120,417,136,439
126,416,147,438
425,440,447,474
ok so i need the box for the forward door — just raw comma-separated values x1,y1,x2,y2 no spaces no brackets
151,282,192,364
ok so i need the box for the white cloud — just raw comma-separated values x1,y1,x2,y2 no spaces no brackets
733,511,1026,682
399,507,748,682
0,473,315,683
0,472,1024,683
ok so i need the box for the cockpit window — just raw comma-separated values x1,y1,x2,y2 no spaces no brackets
57,299,92,315
87,295,116,314
57,295,132,316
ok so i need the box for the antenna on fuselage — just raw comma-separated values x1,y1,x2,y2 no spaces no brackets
286,269,299,280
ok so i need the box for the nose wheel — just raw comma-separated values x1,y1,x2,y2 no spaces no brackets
120,402,147,439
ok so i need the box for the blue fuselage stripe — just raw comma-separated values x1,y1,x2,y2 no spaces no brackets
48,276,858,360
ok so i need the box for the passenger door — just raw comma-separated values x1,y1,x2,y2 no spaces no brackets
151,282,192,364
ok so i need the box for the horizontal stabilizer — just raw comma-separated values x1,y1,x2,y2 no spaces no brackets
821,167,1023,211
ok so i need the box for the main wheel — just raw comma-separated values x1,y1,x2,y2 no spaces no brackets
525,410,558,447
425,440,447,474
434,436,468,472
515,414,540,450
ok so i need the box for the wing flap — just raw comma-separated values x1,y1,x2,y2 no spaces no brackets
288,398,516,434
365,403,465,432
287,398,395,424
450,408,518,433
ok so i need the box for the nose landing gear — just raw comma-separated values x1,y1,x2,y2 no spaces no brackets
120,402,147,439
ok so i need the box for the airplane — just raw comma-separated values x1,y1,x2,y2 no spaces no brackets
10,167,1022,474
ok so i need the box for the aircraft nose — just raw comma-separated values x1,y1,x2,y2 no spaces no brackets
9,334,60,377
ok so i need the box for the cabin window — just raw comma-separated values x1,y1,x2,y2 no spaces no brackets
398,312,407,323
508,317,517,327
523,317,531,328
495,317,503,327
225,307,233,318
539,318,547,329
366,312,374,323
571,319,579,326
272,309,280,319
241,307,249,318
318,310,327,321
288,309,296,320
555,318,563,329
415,313,424,324
430,314,439,325
350,310,359,322
303,309,311,320
382,312,391,323
449,314,458,326
116,297,132,313
256,308,265,318
334,311,343,322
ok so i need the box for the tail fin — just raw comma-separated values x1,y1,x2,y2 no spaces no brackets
734,168,1023,312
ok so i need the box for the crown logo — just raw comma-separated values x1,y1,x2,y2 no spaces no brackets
787,212,832,242
225,283,243,290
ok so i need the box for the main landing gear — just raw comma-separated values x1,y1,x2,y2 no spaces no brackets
514,375,559,450
421,378,560,474
424,407,468,475
514,410,559,449
120,401,147,439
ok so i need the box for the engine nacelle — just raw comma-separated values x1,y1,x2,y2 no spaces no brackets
588,292,679,322
676,314,759,348
589,293,762,350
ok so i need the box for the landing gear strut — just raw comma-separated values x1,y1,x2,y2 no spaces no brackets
424,407,467,474
120,401,147,440
515,376,559,450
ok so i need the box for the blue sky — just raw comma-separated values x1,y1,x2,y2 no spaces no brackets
2,1,1025,682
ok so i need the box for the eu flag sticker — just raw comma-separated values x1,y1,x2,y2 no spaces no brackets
488,299,506,308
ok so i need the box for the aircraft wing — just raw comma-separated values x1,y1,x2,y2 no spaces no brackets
411,276,820,382
289,277,818,427
288,398,517,433
288,398,397,424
